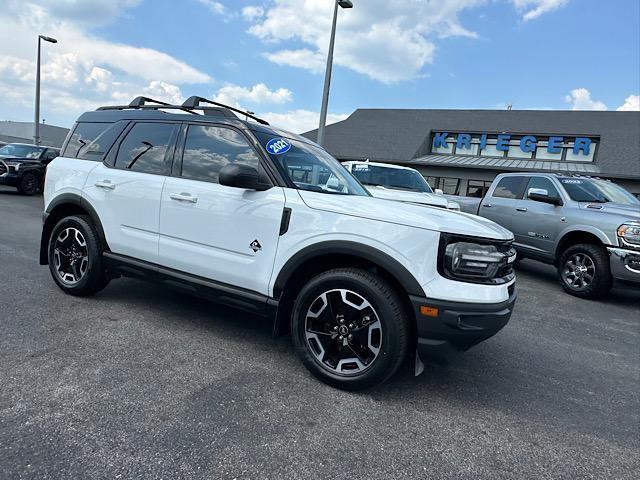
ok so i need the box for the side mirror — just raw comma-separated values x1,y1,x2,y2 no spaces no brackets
434,188,444,196
528,188,563,206
219,163,271,191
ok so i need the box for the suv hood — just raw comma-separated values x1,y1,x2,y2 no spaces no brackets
580,202,640,220
365,185,449,208
0,155,41,164
298,190,512,240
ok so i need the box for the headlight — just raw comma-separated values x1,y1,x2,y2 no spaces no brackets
618,223,640,248
441,237,516,284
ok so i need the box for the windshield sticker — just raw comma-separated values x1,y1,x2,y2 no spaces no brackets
266,138,291,155
561,179,583,184
354,164,369,171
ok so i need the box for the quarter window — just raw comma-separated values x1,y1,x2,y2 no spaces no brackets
114,123,176,175
181,125,261,183
63,122,113,159
493,176,527,199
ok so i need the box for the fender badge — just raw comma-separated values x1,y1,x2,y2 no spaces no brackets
250,240,262,252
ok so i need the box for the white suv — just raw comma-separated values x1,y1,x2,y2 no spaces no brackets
343,160,461,211
40,96,517,390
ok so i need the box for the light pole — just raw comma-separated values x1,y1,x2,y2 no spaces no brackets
34,34,57,146
317,0,352,146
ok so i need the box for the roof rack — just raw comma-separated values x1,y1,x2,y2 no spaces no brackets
96,95,270,125
181,96,269,125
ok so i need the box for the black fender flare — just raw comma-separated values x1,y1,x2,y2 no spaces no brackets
39,193,108,265
272,241,426,299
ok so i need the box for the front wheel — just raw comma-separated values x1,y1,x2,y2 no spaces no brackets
17,172,39,195
558,243,611,299
291,268,410,390
48,215,110,296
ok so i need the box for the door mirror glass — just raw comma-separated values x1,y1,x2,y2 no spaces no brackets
219,163,271,191
528,187,562,205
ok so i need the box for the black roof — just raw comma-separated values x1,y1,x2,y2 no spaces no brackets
303,109,640,179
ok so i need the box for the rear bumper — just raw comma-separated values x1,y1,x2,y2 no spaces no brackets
608,247,640,283
411,287,517,358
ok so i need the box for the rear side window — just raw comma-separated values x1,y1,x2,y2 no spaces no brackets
180,124,261,183
77,121,128,162
63,122,112,159
114,122,176,175
493,176,527,199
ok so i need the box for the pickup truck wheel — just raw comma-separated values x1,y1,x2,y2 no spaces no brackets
558,244,611,299
48,215,110,296
17,173,39,195
291,268,410,391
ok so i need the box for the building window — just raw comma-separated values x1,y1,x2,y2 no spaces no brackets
480,141,505,158
431,135,455,154
427,176,460,195
507,140,533,159
466,180,492,198
535,142,563,161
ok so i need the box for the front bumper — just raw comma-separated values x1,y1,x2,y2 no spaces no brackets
0,173,19,187
608,247,640,283
411,286,517,359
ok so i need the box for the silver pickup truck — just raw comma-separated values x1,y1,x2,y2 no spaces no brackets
450,173,640,298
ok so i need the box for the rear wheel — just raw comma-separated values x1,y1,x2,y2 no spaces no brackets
291,268,410,390
17,173,39,195
558,243,611,299
48,215,110,296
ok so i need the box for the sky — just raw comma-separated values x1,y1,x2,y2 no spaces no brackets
0,0,638,133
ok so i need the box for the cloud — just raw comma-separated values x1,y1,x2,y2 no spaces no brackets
616,94,640,111
213,83,293,107
195,0,236,21
242,5,265,21
246,0,484,83
511,0,569,22
565,88,607,111
262,110,348,134
0,0,211,125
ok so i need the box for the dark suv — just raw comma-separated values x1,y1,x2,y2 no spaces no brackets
0,143,60,195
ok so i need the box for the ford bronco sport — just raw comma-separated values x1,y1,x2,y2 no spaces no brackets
40,96,517,390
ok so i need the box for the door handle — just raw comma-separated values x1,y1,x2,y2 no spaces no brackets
516,207,528,212
170,193,198,204
94,180,115,190
482,203,492,208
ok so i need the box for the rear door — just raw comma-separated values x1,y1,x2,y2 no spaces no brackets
158,123,285,295
84,121,178,264
480,175,528,233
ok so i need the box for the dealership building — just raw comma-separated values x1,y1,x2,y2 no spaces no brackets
304,109,640,198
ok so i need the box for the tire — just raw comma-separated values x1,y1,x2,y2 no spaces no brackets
47,215,110,296
558,243,612,299
17,172,39,195
291,268,410,390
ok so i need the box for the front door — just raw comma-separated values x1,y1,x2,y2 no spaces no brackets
158,123,285,296
480,175,529,233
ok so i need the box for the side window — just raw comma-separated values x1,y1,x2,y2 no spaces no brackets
524,176,561,199
466,180,492,198
63,122,113,159
181,125,261,183
78,121,128,162
493,176,527,199
114,123,176,175
42,149,59,161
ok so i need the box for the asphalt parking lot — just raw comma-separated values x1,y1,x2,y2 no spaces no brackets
0,186,638,480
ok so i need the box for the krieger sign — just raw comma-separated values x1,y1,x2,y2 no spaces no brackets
432,132,594,156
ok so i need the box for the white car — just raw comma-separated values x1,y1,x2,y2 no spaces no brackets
40,96,517,390
343,160,461,211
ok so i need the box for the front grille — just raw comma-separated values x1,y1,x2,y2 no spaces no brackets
0,161,7,175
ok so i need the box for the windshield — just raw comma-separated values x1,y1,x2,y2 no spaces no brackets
559,178,640,205
255,133,368,196
0,144,45,159
350,164,433,193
